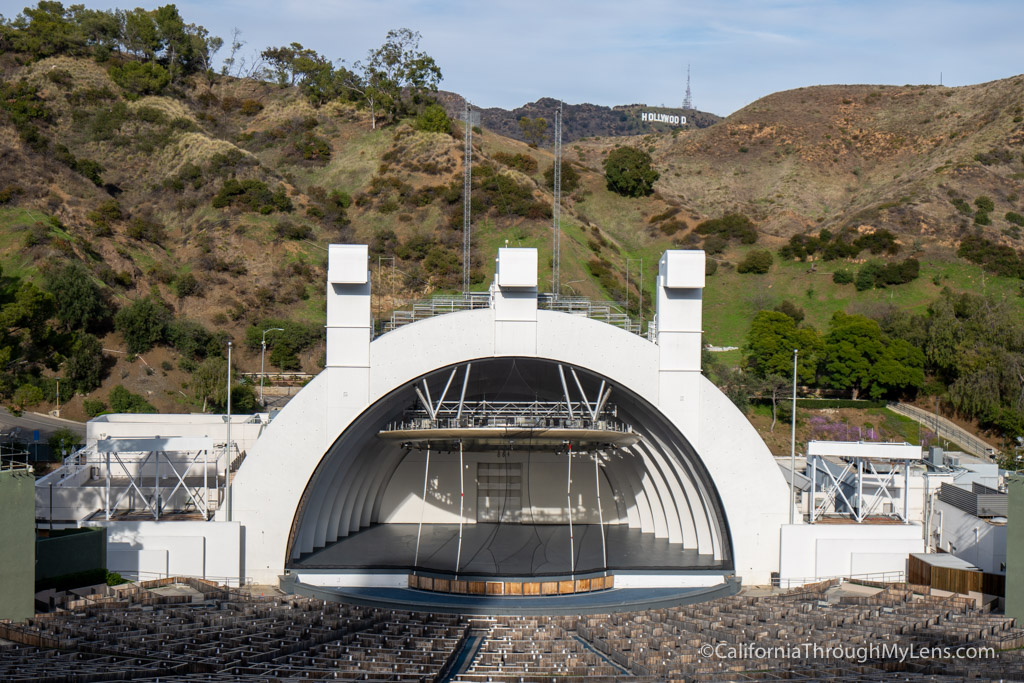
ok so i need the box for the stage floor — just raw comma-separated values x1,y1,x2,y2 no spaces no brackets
286,580,742,616
292,523,724,576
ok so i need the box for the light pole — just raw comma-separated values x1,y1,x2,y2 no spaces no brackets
260,328,284,406
790,348,798,525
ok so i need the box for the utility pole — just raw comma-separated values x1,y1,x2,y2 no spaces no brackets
789,348,798,524
225,341,232,522
552,102,562,297
462,102,472,295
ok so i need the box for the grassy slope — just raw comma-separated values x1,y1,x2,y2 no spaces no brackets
1,54,1023,422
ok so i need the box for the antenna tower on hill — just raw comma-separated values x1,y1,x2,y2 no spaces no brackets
552,102,562,297
462,102,472,295
683,64,693,110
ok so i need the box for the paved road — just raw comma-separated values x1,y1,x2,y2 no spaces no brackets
888,402,999,460
0,407,86,441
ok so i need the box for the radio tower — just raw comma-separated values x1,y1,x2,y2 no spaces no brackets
682,64,693,110
552,103,562,298
462,102,472,295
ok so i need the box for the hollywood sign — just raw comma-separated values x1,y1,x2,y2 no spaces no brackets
641,112,687,126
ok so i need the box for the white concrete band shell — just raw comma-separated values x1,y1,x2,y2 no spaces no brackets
226,245,791,587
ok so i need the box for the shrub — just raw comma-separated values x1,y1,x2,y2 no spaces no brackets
853,229,899,256
240,99,264,116
415,104,451,134
493,152,538,174
212,179,293,214
702,234,727,255
737,249,773,274
172,273,202,299
87,199,122,231
774,300,805,324
12,384,43,410
1007,211,1024,227
544,162,581,193
951,197,972,215
109,61,170,98
108,385,156,413
974,211,991,226
83,398,107,417
833,268,854,284
106,571,129,586
0,185,24,205
603,146,659,197
329,189,352,209
126,215,166,244
957,233,1023,277
113,296,172,353
975,195,995,212
45,68,74,88
697,213,758,244
295,132,331,161
47,428,82,458
274,220,313,240
166,318,220,360
855,261,881,290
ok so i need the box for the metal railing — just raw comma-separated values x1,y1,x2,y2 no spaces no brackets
888,402,999,459
538,294,642,335
774,570,906,589
377,292,644,337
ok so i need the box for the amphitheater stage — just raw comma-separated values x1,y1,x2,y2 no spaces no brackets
283,575,741,616
290,523,726,576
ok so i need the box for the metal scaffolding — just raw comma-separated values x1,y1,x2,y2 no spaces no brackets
806,441,920,524
94,437,220,521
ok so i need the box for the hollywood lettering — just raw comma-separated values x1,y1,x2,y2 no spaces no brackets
641,112,687,125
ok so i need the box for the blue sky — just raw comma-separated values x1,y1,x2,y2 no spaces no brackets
3,0,1022,115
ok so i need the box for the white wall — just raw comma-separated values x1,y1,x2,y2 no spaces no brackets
86,414,266,453
86,520,242,585
380,450,622,525
779,523,924,584
929,500,1007,573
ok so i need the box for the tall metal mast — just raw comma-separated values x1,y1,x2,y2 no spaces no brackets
683,64,693,110
552,103,562,297
462,102,472,295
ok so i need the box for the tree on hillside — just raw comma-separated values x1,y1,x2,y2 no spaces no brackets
346,28,442,129
519,117,547,147
743,310,822,384
755,374,791,431
603,146,659,197
8,1,81,57
65,332,106,393
190,357,258,413
822,312,924,399
45,262,112,332
113,295,172,354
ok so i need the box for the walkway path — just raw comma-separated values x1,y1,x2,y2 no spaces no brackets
888,402,999,459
